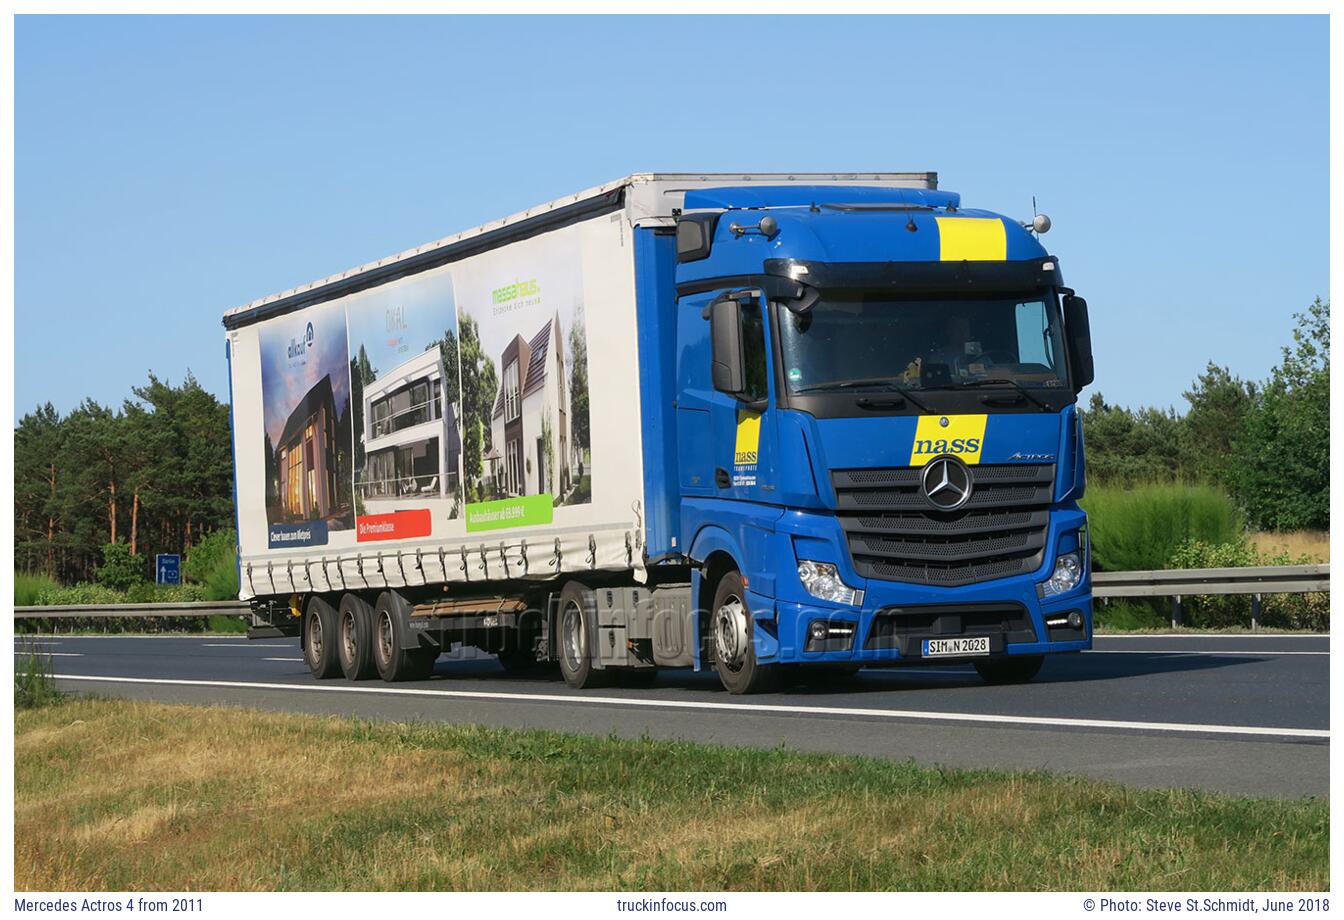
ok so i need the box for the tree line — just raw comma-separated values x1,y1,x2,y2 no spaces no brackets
1082,298,1329,531
14,373,234,582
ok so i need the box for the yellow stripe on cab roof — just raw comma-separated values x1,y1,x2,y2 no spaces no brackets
935,216,1007,261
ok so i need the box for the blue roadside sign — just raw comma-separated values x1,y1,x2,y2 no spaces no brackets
156,553,181,585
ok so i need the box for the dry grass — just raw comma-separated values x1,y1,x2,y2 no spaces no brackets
1250,531,1330,562
15,698,1328,892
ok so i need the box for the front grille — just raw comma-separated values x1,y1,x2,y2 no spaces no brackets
832,462,1054,587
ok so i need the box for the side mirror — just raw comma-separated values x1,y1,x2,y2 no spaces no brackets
1063,294,1095,391
708,296,746,396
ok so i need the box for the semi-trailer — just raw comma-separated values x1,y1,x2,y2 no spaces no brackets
223,172,1094,694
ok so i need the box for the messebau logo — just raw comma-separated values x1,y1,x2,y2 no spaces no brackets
491,279,541,304
287,321,315,360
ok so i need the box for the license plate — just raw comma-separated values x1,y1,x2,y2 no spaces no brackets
922,636,990,658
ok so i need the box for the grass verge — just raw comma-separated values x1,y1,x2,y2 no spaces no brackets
15,698,1327,891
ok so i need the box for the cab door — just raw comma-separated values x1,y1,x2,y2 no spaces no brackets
707,292,777,503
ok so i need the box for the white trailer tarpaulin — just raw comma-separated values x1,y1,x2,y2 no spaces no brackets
227,212,643,600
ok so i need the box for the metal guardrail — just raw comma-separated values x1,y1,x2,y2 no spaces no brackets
13,564,1329,630
14,601,250,619
1092,564,1329,628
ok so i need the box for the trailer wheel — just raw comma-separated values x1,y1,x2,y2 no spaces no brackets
557,581,609,689
337,593,377,681
974,655,1044,684
372,591,436,682
711,570,778,695
303,595,341,680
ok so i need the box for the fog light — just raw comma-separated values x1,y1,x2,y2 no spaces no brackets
1068,611,1084,629
797,560,864,606
1038,551,1083,598
805,618,857,652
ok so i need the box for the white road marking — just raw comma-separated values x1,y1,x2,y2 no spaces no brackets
202,644,290,648
50,674,1328,741
16,651,82,657
1094,634,1329,640
263,657,305,662
1085,650,1327,657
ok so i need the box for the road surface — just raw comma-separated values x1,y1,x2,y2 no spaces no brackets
18,631,1329,799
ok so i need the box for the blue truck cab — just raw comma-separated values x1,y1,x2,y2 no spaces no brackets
647,184,1094,693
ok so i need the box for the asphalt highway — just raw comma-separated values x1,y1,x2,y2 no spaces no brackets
20,631,1329,799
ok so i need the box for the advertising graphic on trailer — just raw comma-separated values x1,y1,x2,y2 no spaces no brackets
258,301,355,547
454,234,593,533
345,264,464,542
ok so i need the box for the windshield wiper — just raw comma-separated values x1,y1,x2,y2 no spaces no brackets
794,377,933,412
947,377,1052,411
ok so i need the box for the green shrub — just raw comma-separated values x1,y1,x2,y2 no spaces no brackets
1092,599,1167,631
15,645,61,709
1167,538,1328,631
15,572,59,607
1081,483,1242,572
126,582,208,604
94,541,146,592
34,582,126,606
185,528,240,601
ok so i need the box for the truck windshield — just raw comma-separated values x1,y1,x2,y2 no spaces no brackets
778,291,1069,395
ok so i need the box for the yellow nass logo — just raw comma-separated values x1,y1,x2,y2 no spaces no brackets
734,410,761,466
910,414,988,466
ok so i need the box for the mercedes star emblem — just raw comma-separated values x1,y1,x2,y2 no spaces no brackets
921,455,973,510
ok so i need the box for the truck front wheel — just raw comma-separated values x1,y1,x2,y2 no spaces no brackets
711,571,778,695
303,595,341,680
974,655,1044,684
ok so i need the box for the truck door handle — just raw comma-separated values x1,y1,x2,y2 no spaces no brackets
715,468,731,488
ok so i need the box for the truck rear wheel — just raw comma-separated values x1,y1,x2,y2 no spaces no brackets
711,570,778,695
303,595,341,680
372,591,436,682
557,581,610,689
337,593,376,681
974,655,1044,684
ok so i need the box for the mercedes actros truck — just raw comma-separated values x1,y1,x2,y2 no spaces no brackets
224,172,1093,694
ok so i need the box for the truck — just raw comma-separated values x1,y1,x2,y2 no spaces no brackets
223,172,1094,694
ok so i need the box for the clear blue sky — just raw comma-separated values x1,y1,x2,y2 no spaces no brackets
14,14,1329,420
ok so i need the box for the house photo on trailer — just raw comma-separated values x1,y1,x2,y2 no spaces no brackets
258,299,355,534
346,262,465,519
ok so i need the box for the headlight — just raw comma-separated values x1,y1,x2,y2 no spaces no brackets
1039,551,1083,598
797,560,864,606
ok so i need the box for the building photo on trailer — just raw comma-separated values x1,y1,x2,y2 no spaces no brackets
345,263,465,522
455,231,593,517
258,298,355,546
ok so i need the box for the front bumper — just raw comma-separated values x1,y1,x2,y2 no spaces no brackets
749,507,1092,665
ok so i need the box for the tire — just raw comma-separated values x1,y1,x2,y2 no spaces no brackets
556,581,609,689
711,570,778,695
974,655,1044,685
372,591,437,682
337,593,376,681
303,595,341,680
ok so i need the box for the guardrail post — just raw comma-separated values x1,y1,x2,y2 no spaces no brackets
1171,594,1183,629
1251,593,1262,632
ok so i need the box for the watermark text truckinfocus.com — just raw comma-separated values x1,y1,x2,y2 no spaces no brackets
616,898,728,912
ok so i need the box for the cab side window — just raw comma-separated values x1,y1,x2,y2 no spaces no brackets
740,302,768,402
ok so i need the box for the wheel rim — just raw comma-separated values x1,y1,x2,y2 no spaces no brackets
307,610,324,664
340,611,357,666
561,601,584,672
377,611,394,667
714,595,750,673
